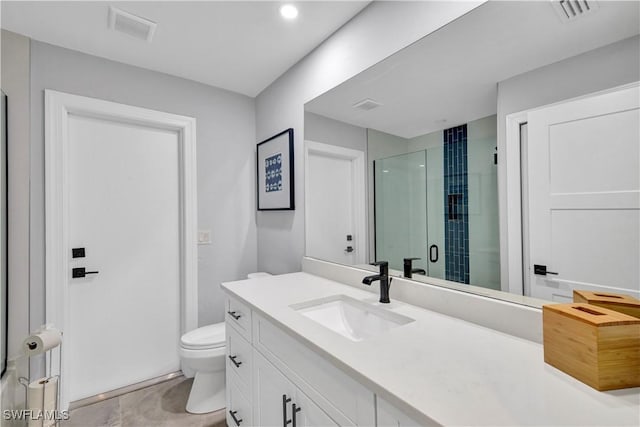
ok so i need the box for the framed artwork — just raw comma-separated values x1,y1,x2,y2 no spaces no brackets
257,128,295,210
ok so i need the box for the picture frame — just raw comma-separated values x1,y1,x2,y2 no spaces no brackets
257,128,295,210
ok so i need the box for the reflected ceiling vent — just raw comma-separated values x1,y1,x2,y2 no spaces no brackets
108,6,157,42
353,98,382,111
551,0,599,23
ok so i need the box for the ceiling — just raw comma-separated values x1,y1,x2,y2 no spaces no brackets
305,1,640,139
1,1,370,97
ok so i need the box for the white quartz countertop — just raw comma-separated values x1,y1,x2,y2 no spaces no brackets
221,272,640,426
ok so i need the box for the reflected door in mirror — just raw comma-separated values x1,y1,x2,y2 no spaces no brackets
305,142,366,266
526,84,640,302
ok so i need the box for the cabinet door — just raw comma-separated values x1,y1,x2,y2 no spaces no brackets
253,350,297,427
377,397,423,427
294,389,340,427
227,378,252,427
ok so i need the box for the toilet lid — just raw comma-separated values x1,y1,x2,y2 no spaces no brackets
181,323,225,350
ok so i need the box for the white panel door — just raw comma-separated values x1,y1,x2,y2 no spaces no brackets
306,142,366,266
527,84,640,301
67,114,181,400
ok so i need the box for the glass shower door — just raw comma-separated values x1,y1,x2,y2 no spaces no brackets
374,151,429,274
373,147,447,281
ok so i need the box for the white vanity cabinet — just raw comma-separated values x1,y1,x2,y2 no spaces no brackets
253,349,339,426
224,295,377,427
225,296,253,427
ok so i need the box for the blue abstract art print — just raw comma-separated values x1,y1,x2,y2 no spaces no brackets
257,128,295,210
265,153,283,192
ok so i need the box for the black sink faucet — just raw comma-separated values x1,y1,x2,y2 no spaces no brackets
403,257,426,279
362,261,391,303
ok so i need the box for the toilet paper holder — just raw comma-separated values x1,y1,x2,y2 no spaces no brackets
19,326,63,426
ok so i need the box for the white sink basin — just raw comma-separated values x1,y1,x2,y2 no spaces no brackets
291,295,414,342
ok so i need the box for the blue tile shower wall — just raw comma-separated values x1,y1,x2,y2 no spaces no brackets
443,124,470,284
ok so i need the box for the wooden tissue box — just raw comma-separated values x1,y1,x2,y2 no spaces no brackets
543,303,640,391
573,289,640,319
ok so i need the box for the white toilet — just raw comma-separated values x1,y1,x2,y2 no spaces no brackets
179,272,271,414
179,322,226,414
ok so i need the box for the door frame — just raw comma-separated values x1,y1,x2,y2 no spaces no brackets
304,140,367,265
503,81,640,297
45,90,198,409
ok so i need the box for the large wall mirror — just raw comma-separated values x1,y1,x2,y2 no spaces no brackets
304,1,639,307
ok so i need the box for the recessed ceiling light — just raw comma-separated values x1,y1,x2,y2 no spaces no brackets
280,4,298,20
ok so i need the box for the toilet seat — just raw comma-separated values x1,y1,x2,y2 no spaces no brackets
180,322,225,350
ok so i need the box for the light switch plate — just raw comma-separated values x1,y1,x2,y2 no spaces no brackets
198,230,211,245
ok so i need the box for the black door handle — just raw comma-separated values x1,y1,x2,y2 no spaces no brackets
72,267,99,278
229,410,242,426
429,245,439,263
228,355,242,368
227,311,241,320
534,264,558,276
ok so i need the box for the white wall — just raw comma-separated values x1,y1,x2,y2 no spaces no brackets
1,30,30,407
304,112,367,152
496,35,640,291
26,41,257,371
256,1,484,273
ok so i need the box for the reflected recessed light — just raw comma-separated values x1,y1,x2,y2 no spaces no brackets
383,170,389,173
419,164,425,168
280,4,298,20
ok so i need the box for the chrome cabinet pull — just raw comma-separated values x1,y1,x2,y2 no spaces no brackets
228,355,242,368
229,410,243,426
227,310,241,320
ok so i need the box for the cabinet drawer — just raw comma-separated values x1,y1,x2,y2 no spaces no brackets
227,378,252,427
225,296,252,340
226,322,252,395
253,313,375,426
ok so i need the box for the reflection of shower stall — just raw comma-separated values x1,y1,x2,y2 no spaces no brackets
373,121,500,289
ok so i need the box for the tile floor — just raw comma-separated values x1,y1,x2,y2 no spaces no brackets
61,376,227,427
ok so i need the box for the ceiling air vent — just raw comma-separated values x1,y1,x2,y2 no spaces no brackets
353,98,382,111
551,0,599,23
108,6,157,42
